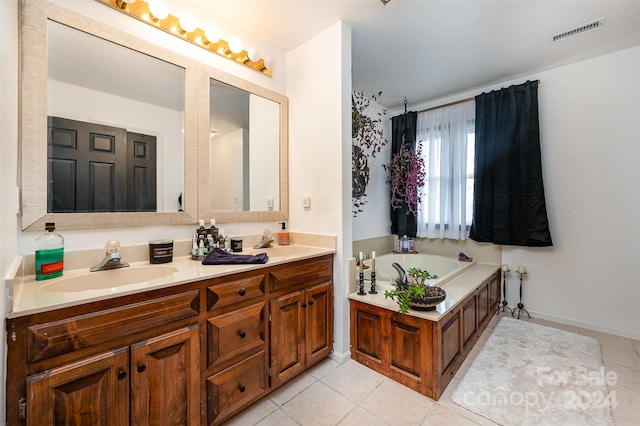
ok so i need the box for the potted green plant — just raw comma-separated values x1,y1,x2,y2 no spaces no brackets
384,267,446,314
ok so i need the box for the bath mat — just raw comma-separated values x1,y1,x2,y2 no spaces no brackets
452,317,614,425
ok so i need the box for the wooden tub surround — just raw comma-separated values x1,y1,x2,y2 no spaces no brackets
349,263,500,400
6,248,334,425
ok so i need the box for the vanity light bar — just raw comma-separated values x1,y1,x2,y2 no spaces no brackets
95,0,272,77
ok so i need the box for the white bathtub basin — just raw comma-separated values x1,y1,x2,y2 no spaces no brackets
39,265,178,293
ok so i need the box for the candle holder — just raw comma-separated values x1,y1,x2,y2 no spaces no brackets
357,271,366,296
368,272,378,294
512,271,530,319
497,267,513,315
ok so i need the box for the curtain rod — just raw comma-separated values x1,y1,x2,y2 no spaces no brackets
415,79,541,114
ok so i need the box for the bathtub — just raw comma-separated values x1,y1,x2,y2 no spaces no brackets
359,252,474,288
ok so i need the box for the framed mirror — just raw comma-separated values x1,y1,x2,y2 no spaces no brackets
198,67,288,223
20,0,198,230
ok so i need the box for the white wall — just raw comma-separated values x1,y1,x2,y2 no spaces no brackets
287,21,352,360
366,46,640,339
501,46,640,339
249,94,280,211
0,0,19,421
210,128,245,211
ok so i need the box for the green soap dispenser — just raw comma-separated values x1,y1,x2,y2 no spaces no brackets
35,222,64,280
277,222,289,245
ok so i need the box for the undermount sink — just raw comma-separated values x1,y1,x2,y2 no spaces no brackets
257,245,321,257
39,265,178,293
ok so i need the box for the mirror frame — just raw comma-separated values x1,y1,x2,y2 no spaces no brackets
20,0,200,230
198,65,289,223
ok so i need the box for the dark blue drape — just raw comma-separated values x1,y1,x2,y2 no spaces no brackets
469,80,553,247
390,112,417,237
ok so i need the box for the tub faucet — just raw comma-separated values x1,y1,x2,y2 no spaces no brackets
90,240,130,272
392,262,407,288
253,230,274,249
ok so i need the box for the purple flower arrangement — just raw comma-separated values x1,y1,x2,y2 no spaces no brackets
383,137,426,216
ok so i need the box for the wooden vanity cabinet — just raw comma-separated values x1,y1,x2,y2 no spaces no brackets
6,287,202,426
6,254,335,426
269,257,334,388
350,269,500,400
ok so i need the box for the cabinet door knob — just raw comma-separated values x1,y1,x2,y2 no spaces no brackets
238,384,246,393
308,300,314,306
137,363,146,373
238,331,246,339
237,289,246,296
301,303,306,308
117,370,127,380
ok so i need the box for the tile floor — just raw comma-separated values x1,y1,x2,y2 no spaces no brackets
222,313,640,425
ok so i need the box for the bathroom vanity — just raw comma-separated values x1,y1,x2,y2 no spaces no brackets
349,264,500,400
5,248,334,425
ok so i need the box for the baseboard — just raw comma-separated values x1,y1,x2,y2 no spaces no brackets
329,349,351,364
529,309,640,340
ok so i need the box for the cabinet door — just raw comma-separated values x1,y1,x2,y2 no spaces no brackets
131,325,200,425
305,281,333,366
26,347,129,425
351,302,385,366
476,282,490,327
270,289,305,387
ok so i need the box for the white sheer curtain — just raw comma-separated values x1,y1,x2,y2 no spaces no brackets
416,101,475,240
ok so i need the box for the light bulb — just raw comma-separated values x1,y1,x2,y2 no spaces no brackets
148,0,169,21
179,13,197,33
228,37,243,54
247,47,260,62
204,26,221,44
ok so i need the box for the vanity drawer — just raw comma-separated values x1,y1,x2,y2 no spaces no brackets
207,350,268,425
207,274,265,312
207,302,265,371
27,290,200,363
269,256,333,293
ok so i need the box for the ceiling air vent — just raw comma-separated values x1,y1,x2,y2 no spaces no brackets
552,17,605,42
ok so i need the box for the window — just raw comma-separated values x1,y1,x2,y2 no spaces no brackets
416,101,475,240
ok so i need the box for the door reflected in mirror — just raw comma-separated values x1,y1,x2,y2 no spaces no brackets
209,79,280,212
47,20,185,213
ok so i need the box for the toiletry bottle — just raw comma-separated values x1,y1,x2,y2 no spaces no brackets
209,219,219,240
278,222,290,245
408,238,414,252
217,228,226,250
402,235,409,252
35,222,64,280
197,219,207,240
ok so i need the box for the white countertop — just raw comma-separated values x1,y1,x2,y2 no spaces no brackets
348,263,500,322
9,244,335,318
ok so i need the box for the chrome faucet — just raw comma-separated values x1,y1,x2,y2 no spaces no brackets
253,229,274,249
392,262,407,289
90,240,130,272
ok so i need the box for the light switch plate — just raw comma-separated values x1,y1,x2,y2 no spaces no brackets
303,195,311,209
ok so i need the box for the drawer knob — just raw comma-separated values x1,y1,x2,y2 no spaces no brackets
238,331,246,339
117,370,127,380
237,289,246,296
137,363,146,373
238,384,246,393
